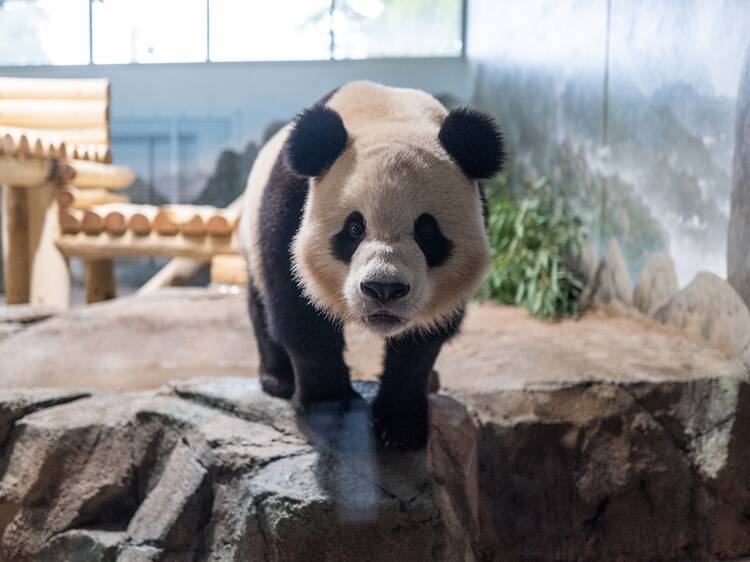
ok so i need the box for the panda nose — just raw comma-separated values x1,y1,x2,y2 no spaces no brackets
360,281,411,303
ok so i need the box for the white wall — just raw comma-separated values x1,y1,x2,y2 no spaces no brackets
0,57,470,144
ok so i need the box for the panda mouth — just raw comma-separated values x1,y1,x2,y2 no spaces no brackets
366,312,403,327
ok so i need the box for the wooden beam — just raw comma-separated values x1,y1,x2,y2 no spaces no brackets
0,99,108,129
0,77,109,100
137,196,245,292
26,183,70,308
0,156,57,187
211,254,247,286
1,184,31,304
69,159,134,189
59,208,83,234
84,259,116,304
56,230,240,260
137,257,206,295
58,186,129,210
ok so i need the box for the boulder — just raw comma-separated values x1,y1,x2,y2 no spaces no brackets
2,379,460,562
438,375,750,561
2,375,750,561
728,44,750,308
655,272,750,358
633,253,679,316
582,239,632,308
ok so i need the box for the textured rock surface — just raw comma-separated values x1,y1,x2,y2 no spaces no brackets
440,374,750,561
0,304,58,341
728,44,750,308
633,253,679,316
1,289,744,392
655,272,750,358
582,239,632,308
0,379,458,562
2,375,750,561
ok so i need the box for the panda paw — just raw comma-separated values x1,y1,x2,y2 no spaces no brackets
259,372,295,400
373,399,428,450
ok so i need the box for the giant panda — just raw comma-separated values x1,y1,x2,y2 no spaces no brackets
239,80,503,448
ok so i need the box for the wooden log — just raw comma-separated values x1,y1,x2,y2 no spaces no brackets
26,183,70,308
69,159,134,190
129,205,159,236
0,99,108,129
211,254,247,286
82,210,105,235
138,257,206,295
136,196,245,292
0,155,74,187
0,155,54,187
57,186,129,210
104,210,127,236
84,259,116,304
178,214,205,236
206,212,238,237
0,77,109,100
59,208,83,234
153,210,180,236
56,230,240,260
1,184,31,303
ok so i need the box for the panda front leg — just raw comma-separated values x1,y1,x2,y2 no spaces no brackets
287,334,359,412
248,284,296,399
373,313,463,449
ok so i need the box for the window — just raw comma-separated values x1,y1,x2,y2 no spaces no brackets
209,0,331,62
333,0,463,59
0,0,90,65
0,0,464,66
92,0,207,64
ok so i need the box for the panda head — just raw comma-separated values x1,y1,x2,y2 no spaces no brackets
288,104,503,337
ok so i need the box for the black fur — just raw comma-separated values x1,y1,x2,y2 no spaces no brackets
285,106,348,177
373,310,464,448
478,181,489,227
248,283,295,399
331,211,365,263
414,213,453,268
438,107,505,179
257,150,356,409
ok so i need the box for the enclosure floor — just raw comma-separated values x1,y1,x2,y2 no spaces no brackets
0,289,743,391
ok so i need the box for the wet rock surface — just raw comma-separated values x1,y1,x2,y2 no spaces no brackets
2,375,750,561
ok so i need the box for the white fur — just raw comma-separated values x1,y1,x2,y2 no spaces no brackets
239,122,293,295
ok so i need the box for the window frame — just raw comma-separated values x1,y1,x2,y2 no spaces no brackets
0,0,467,66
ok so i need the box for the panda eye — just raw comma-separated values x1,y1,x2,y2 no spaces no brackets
348,219,365,239
416,217,434,240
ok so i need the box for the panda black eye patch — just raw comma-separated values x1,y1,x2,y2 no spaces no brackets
414,213,453,267
331,211,365,263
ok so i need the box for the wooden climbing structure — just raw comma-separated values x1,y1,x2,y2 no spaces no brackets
0,76,241,308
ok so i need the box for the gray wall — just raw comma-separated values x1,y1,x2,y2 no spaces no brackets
467,0,750,286
0,57,469,144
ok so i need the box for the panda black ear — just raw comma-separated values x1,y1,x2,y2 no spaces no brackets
285,105,348,177
438,108,504,179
